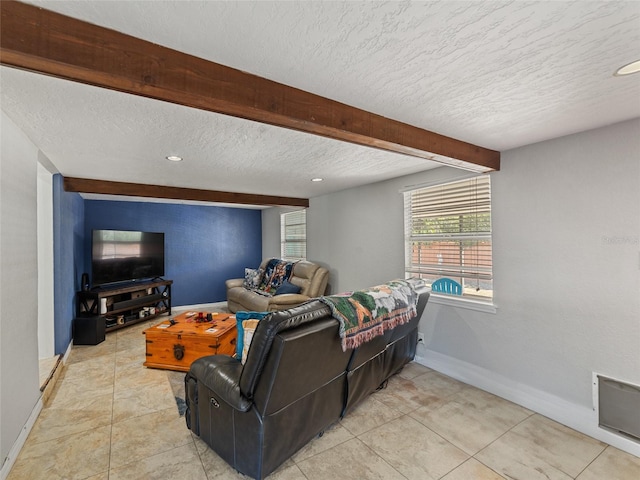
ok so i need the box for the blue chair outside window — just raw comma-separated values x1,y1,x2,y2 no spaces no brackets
431,278,462,295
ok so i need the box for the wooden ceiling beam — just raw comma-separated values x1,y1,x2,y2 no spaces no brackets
0,1,499,172
63,177,309,208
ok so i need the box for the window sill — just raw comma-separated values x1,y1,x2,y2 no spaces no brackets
429,293,497,314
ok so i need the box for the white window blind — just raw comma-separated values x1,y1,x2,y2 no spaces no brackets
404,175,493,300
281,209,307,261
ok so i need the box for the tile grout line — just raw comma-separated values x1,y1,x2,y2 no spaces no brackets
469,410,536,479
572,444,609,480
189,432,210,480
106,332,119,479
346,381,472,480
105,322,196,476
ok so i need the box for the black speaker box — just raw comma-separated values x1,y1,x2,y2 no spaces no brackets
73,316,106,345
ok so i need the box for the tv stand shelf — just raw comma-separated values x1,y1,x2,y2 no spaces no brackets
77,279,172,332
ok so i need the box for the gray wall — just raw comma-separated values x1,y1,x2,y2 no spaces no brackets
0,111,40,466
308,165,471,292
264,118,640,454
261,205,316,257
37,162,55,359
261,206,286,260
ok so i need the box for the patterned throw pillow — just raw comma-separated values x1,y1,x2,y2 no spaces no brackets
241,319,261,365
243,268,263,290
234,311,269,359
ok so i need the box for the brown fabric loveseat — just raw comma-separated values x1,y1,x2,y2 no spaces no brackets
225,258,329,313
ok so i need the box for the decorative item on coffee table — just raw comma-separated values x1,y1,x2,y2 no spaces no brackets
143,311,236,372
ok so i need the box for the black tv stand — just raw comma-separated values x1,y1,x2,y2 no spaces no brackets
77,279,172,333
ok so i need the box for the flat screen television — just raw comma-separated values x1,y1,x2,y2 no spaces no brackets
91,229,165,287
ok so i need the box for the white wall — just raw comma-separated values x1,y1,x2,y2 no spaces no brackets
37,160,55,359
481,118,639,406
289,118,640,454
0,111,41,471
261,205,317,262
308,166,473,293
262,206,285,259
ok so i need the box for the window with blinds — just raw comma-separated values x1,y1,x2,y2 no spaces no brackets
404,175,493,300
281,209,307,261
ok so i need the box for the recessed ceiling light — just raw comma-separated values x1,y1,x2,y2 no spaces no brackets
614,60,640,76
166,155,183,162
311,178,323,182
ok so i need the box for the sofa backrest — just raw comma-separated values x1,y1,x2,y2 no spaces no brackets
238,283,429,417
239,300,333,399
335,282,428,413
252,316,351,416
290,260,329,297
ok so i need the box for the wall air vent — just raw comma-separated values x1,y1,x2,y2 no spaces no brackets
597,374,640,442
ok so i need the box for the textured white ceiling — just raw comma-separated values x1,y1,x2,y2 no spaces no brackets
1,0,639,204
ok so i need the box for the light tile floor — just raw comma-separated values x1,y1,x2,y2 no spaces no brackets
9,314,640,480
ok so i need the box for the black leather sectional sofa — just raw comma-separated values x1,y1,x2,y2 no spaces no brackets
185,282,429,479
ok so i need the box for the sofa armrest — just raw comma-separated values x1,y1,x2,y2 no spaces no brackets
189,355,252,412
226,278,245,289
268,293,311,309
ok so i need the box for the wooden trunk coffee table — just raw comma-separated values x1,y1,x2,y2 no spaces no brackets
143,311,236,372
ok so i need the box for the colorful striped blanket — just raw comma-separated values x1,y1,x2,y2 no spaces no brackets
319,278,424,351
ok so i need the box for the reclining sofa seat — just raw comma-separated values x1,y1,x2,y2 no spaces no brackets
185,282,429,480
226,259,329,313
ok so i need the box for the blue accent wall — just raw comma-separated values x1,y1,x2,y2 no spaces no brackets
53,174,85,354
84,200,262,306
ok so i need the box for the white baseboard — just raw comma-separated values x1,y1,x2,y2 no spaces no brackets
0,397,43,480
1,340,72,480
414,349,640,458
62,340,72,364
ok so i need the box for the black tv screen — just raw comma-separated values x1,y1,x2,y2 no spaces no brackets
92,229,165,287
